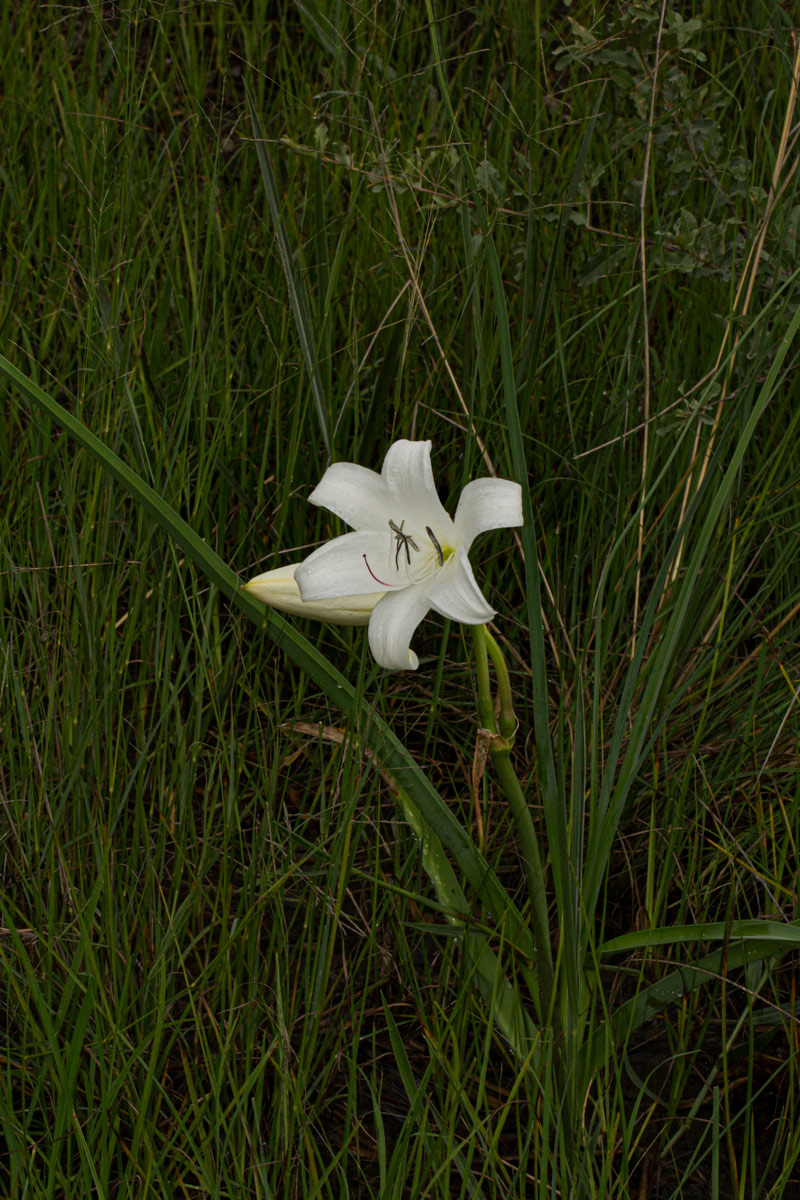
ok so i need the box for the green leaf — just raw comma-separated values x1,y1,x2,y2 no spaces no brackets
584,925,797,1075
246,88,332,457
0,351,540,1057
598,918,800,956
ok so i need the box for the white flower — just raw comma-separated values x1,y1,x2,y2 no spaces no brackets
293,439,522,670
243,563,382,625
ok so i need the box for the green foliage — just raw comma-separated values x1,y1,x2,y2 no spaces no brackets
2,1,800,1196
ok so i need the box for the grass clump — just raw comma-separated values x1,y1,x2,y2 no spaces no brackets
2,3,800,1197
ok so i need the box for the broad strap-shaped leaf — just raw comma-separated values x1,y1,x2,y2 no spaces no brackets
583,918,800,1075
0,352,541,1057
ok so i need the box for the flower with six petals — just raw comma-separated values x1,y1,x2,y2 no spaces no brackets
247,439,522,670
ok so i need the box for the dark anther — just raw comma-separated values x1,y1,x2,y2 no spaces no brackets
426,526,444,567
388,519,420,569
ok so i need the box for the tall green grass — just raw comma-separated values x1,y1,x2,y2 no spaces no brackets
2,2,800,1196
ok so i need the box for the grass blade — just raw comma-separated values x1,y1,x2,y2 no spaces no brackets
1,352,539,1050
246,87,332,457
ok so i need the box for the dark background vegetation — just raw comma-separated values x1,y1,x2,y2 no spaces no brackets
2,1,800,1196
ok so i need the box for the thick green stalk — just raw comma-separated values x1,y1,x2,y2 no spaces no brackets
482,628,518,741
472,626,555,1027
472,623,495,731
491,743,556,1030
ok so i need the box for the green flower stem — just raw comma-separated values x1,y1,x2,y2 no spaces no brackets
472,625,555,1027
491,747,556,1026
473,621,495,731
482,627,518,740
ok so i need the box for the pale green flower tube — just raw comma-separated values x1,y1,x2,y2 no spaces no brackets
243,564,381,626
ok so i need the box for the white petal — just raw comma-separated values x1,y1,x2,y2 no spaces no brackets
425,547,495,623
307,462,392,530
381,440,451,529
244,564,378,625
295,531,398,599
367,587,431,670
453,478,523,549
